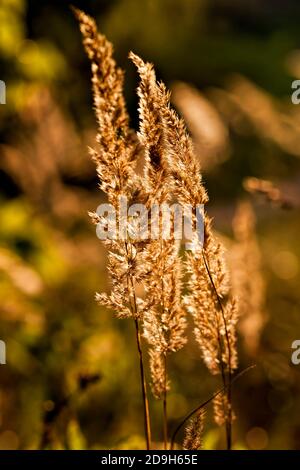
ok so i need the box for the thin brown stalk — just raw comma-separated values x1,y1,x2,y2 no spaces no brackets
135,319,152,450
202,251,232,450
126,242,152,450
161,263,168,450
163,354,168,450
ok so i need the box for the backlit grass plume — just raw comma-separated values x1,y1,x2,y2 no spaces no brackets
151,77,239,448
74,8,152,449
130,53,187,449
75,8,239,450
183,409,205,450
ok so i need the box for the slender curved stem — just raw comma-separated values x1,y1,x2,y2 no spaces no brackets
163,354,168,449
134,318,152,450
125,240,152,450
202,251,232,450
170,365,255,450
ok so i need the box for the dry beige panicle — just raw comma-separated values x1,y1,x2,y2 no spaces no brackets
75,8,152,450
183,409,205,450
153,74,238,434
129,53,187,440
76,8,239,450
